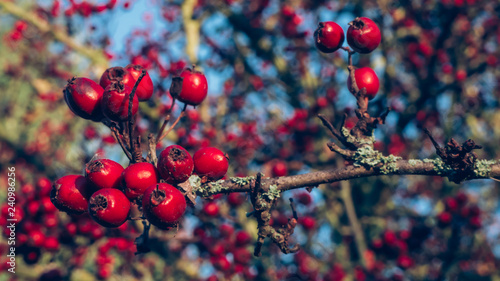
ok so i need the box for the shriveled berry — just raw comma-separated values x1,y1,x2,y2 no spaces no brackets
63,77,104,121
347,67,380,99
314,21,344,53
157,145,194,184
142,183,187,229
125,64,154,101
121,162,159,200
193,147,228,181
85,159,124,190
347,17,381,54
102,82,139,121
51,175,92,214
89,188,130,228
99,66,136,90
171,67,208,106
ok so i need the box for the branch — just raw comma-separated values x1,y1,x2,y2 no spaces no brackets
0,1,108,68
193,159,500,196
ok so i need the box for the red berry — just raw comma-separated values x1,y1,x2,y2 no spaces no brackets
157,145,194,184
397,255,414,269
383,230,396,245
88,188,130,228
347,67,380,99
271,160,288,177
125,64,154,101
296,192,312,205
29,229,45,247
43,213,58,228
121,162,159,200
63,77,104,121
469,216,481,229
193,147,228,181
41,196,57,213
299,216,316,230
50,175,92,214
227,192,246,206
346,17,381,54
142,183,187,229
437,212,452,227
99,66,136,90
36,177,52,197
233,247,251,265
203,201,219,217
27,200,40,216
235,230,251,246
219,224,234,237
211,255,231,271
102,82,139,121
44,236,60,251
314,21,344,53
85,159,124,190
173,67,208,106
444,197,458,212
455,191,468,206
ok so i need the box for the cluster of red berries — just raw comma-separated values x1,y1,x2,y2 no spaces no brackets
194,225,256,280
55,61,226,232
64,64,208,123
0,177,58,265
314,17,381,100
51,145,228,230
64,64,154,122
437,192,481,229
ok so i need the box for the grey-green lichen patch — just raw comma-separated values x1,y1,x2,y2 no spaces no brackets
188,175,201,189
408,159,423,166
474,159,497,177
422,158,454,175
341,127,376,145
352,146,402,174
231,176,256,186
193,178,229,197
262,184,281,201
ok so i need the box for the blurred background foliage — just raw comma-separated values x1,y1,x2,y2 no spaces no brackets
1,0,500,280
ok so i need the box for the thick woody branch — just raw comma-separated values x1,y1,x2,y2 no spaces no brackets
194,159,500,196
0,1,108,67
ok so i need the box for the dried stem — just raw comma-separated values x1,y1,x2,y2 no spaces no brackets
146,133,158,166
157,109,187,143
156,98,176,142
110,126,133,161
128,69,147,162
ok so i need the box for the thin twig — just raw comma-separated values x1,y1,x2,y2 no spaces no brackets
157,107,187,143
156,98,176,142
110,127,133,161
128,69,147,162
146,133,158,166
339,175,367,268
